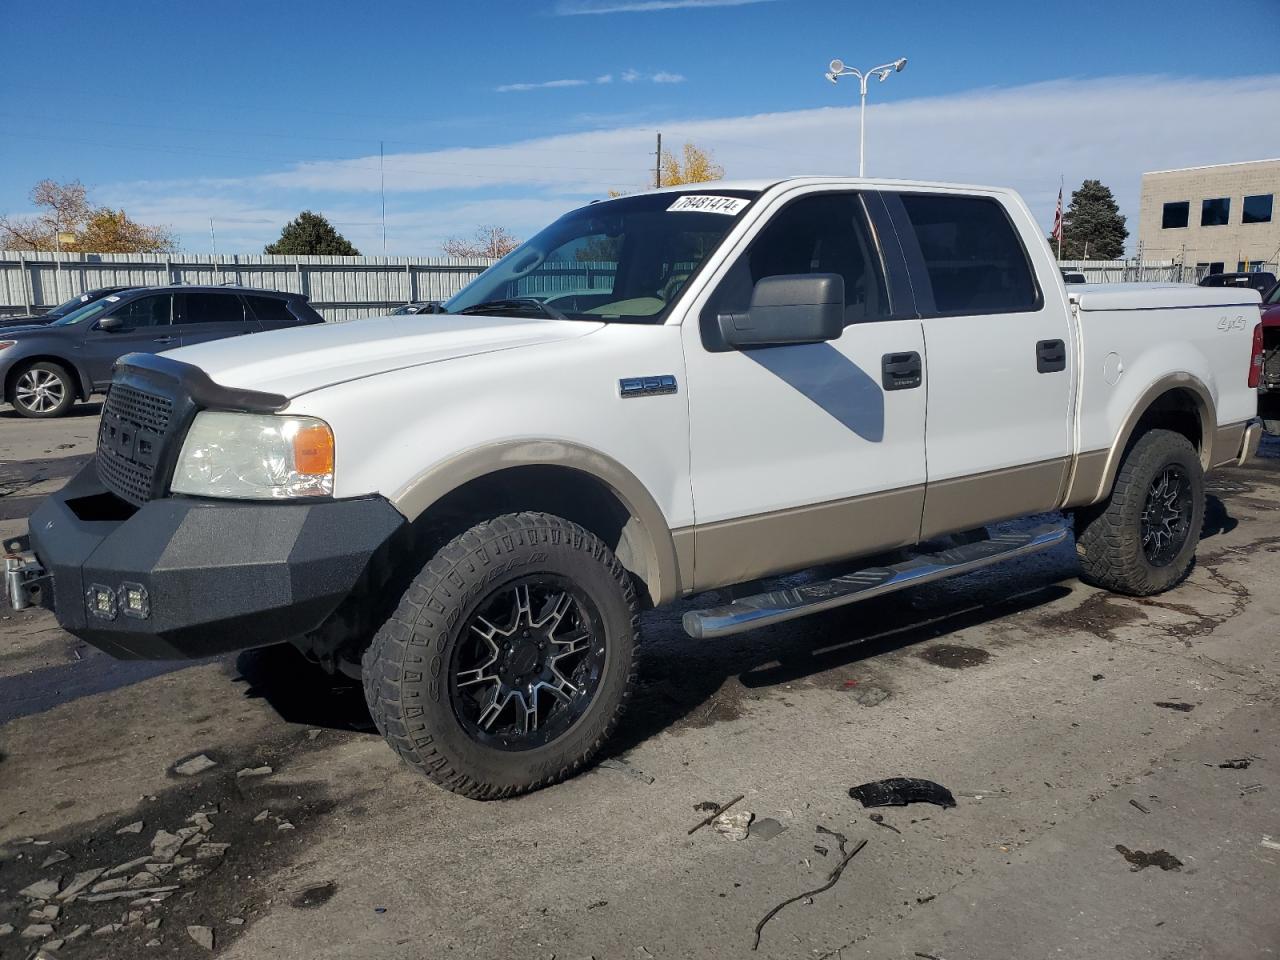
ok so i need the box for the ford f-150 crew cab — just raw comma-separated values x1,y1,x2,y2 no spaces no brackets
5,178,1265,799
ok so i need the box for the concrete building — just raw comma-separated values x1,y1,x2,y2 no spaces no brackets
1138,158,1280,276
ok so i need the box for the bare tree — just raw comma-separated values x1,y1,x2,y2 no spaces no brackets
441,225,521,259
0,179,175,253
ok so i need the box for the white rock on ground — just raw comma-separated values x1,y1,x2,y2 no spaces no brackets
64,924,91,940
41,938,66,951
0,922,13,935
196,842,230,860
173,754,217,776
93,923,124,936
236,765,273,778
150,829,184,861
188,812,215,832
40,850,70,868
253,810,270,822
18,877,61,900
187,925,215,951
21,924,55,938
29,904,59,920
104,856,151,878
90,876,130,894
711,810,754,841
116,820,144,834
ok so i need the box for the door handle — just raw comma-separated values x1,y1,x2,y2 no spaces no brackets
1036,339,1066,373
153,336,175,344
881,351,922,390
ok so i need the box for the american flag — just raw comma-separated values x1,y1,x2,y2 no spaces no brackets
1051,186,1064,243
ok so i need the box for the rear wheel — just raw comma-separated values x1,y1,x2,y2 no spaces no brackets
362,512,638,799
11,361,76,418
1075,429,1204,596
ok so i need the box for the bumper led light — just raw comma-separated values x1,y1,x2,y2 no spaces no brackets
121,582,151,619
87,584,118,621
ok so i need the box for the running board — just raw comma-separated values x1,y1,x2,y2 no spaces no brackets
682,523,1070,639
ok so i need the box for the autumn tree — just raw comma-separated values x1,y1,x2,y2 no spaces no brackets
659,142,724,187
265,211,360,256
1052,179,1129,260
441,225,521,259
0,179,175,253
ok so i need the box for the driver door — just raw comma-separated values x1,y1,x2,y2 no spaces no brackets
83,292,175,390
680,189,928,591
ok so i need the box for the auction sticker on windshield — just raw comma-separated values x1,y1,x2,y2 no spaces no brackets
667,195,749,215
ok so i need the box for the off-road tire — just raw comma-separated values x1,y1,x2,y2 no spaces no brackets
361,512,639,799
1074,429,1204,596
11,360,76,418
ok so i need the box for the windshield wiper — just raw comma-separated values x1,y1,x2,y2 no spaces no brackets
455,298,571,321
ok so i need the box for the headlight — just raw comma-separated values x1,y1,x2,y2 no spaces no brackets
170,412,334,499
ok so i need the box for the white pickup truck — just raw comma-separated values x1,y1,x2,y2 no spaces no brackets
6,177,1264,798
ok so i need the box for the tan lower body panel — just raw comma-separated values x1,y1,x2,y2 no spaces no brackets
1061,448,1109,508
690,485,924,592
1211,421,1248,468
919,457,1069,541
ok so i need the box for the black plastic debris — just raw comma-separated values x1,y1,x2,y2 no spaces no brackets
1115,844,1182,872
1219,759,1252,769
1154,701,1194,712
849,778,956,809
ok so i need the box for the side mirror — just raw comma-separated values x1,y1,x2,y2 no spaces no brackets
717,274,845,349
97,315,123,332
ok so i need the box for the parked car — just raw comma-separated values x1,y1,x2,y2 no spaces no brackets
7,178,1262,799
1199,271,1277,296
389,301,444,315
0,285,323,418
0,286,139,329
1060,268,1087,284
1259,281,1280,434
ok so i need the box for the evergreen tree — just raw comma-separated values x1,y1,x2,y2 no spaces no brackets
265,211,360,256
1052,180,1128,260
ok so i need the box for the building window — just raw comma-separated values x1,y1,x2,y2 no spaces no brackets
1201,197,1231,226
1243,194,1273,224
1161,201,1189,229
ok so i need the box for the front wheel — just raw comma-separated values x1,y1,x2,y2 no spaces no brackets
1074,429,1204,596
11,361,76,418
362,512,639,799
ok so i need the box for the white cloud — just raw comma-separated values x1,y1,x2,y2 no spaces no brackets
498,70,677,92
495,78,591,92
95,74,1280,254
556,0,775,13
621,68,641,83
651,71,685,84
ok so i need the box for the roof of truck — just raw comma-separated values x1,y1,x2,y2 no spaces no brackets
633,176,1019,196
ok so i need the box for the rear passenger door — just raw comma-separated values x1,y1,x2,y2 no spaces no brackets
883,191,1073,537
172,291,260,347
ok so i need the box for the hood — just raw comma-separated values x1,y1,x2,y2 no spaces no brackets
0,315,52,330
166,312,604,398
0,321,59,337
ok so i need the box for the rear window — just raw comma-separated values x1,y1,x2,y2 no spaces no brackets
245,296,297,325
897,193,1041,316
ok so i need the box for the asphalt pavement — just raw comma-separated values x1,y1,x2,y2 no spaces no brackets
2,402,1279,959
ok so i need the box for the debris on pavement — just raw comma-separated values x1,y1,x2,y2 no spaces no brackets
20,923,55,938
173,754,217,776
40,850,71,868
849,778,957,809
1219,759,1252,769
688,795,745,835
598,757,655,785
1128,799,1151,814
869,813,902,835
1092,674,1104,681
1260,836,1280,852
236,765,274,778
713,810,754,841
1153,701,1195,712
187,924,215,950
752,832,869,950
57,867,105,901
1115,844,1183,871
847,684,891,707
0,923,11,935
18,877,61,900
291,881,338,909
116,820,145,834
750,818,787,841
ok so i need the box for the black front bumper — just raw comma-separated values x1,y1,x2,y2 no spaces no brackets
26,464,406,659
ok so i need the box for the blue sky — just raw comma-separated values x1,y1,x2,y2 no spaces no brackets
2,0,1278,255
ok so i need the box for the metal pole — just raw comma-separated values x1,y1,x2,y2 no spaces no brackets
655,132,662,188
380,140,387,254
858,77,868,177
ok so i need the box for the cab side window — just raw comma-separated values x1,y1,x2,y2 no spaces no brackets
704,193,891,335
895,193,1041,316
109,294,172,328
176,292,246,324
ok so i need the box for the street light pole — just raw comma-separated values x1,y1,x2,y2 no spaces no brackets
824,57,908,177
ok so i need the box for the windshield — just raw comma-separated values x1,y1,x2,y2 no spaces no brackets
443,190,758,323
1264,281,1280,305
51,299,113,326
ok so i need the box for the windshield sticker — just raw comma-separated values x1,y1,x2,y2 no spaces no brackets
667,195,748,215
105,295,121,301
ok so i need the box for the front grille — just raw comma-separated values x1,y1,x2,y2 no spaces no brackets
96,383,176,507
